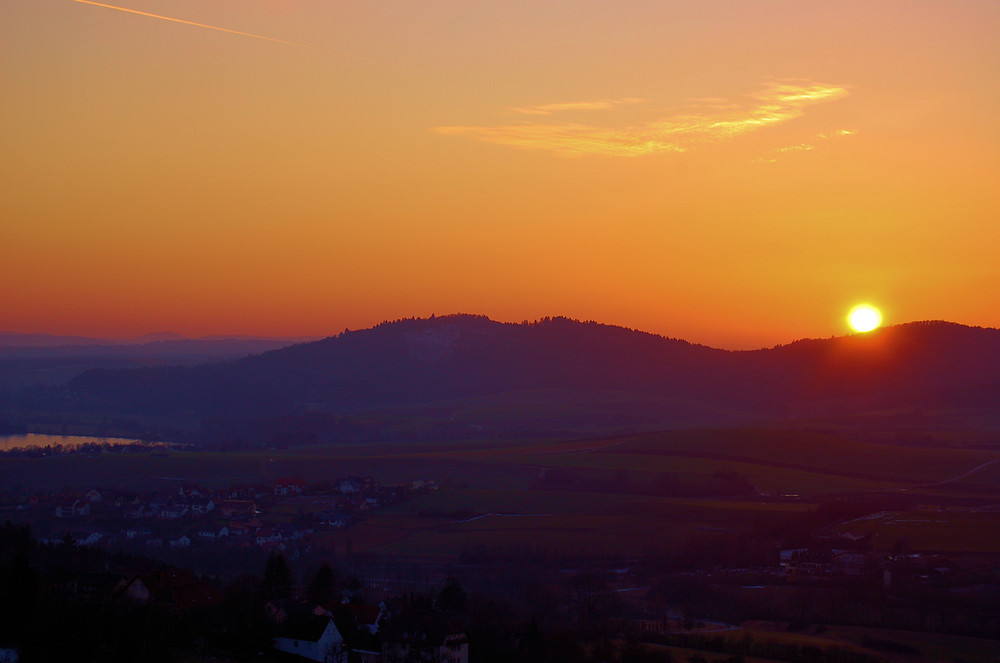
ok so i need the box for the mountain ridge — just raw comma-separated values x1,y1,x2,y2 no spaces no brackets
6,315,1000,437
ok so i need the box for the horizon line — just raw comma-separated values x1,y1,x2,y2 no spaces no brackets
0,316,983,353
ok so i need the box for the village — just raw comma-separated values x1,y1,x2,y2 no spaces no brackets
0,475,476,662
12,474,436,557
4,469,968,596
0,470,991,662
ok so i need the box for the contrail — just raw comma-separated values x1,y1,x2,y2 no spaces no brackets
70,0,309,48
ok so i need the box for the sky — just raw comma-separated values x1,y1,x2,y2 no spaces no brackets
2,1,999,349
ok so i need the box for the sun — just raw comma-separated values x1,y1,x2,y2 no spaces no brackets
848,305,882,332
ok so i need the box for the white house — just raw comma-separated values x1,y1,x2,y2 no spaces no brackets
76,530,105,546
124,526,153,540
321,511,350,528
159,505,189,519
274,478,306,496
197,525,229,540
256,528,282,546
186,498,215,514
336,478,360,495
273,615,343,662
55,500,90,518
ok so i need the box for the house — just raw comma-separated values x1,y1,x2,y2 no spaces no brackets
379,612,468,663
112,492,139,507
282,525,313,541
265,598,297,624
272,615,344,662
144,498,168,518
83,488,104,502
196,525,229,540
185,497,215,514
227,522,252,537
219,499,257,518
256,528,282,546
332,602,386,636
329,604,383,663
320,511,351,529
178,483,204,498
227,485,258,500
122,568,221,612
52,570,127,602
169,534,191,548
779,548,832,577
73,530,106,546
123,526,153,540
336,479,361,495
55,499,90,519
275,478,307,496
832,551,871,577
158,504,188,519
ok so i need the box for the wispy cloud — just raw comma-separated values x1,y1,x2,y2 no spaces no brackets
70,0,310,48
433,81,848,158
778,144,816,153
434,123,687,157
820,129,857,139
507,98,647,116
756,127,857,163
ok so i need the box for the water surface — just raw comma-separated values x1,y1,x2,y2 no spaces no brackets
0,433,154,451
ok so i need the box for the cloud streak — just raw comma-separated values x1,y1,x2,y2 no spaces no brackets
434,81,848,157
507,98,647,116
756,128,857,163
70,0,310,48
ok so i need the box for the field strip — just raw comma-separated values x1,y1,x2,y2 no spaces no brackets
587,447,928,484
917,459,1000,487
450,512,554,524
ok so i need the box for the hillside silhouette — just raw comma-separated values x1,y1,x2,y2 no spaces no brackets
8,316,1000,436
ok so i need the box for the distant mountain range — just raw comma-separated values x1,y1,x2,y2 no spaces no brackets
0,334,320,393
0,332,185,347
6,315,1000,439
0,332,318,353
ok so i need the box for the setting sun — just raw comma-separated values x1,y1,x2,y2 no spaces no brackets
848,305,882,332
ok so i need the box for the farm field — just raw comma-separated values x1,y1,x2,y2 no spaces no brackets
835,507,1000,553
6,426,999,495
459,447,901,494
310,489,813,559
736,622,1000,663
400,492,809,558
5,427,1000,560
582,429,1000,484
623,620,1000,663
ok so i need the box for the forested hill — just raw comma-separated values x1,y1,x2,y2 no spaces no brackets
55,315,730,417
13,316,1000,428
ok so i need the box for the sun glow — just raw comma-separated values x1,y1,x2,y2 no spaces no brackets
848,305,882,333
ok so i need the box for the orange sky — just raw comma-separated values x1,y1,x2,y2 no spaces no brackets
2,1,999,349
